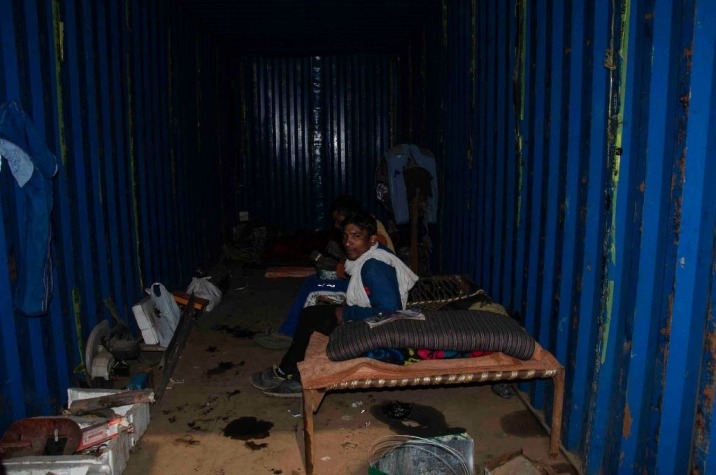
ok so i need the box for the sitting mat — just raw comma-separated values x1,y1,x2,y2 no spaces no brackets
328,310,535,361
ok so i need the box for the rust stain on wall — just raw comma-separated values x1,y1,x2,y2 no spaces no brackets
622,402,632,438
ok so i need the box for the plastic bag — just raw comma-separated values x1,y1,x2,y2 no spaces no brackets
187,276,222,312
146,282,181,347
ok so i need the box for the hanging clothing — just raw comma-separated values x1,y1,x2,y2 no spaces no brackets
0,101,58,316
385,144,438,225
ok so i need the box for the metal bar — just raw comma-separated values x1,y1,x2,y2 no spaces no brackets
590,0,644,470
559,0,588,449
483,0,497,287
577,1,613,470
22,0,53,416
0,0,25,428
617,0,679,472
62,0,100,338
524,0,547,344
512,0,530,318
656,0,716,471
47,0,79,396
81,0,112,325
491,0,508,298
95,1,126,320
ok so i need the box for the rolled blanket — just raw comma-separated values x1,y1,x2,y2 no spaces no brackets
327,310,536,361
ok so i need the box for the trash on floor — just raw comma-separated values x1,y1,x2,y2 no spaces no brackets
368,432,474,475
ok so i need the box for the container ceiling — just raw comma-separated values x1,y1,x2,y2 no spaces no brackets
176,0,438,55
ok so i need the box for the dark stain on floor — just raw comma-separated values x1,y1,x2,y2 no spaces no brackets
207,361,234,376
227,389,241,398
223,417,274,440
245,441,268,450
213,324,256,338
206,346,218,352
500,409,545,438
174,435,200,446
371,401,465,438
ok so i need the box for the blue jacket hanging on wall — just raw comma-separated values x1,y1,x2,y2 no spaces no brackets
0,101,58,316
385,144,438,225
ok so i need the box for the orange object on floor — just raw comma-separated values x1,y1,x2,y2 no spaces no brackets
264,266,315,278
172,291,209,312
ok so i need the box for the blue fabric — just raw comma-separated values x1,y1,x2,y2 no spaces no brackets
0,101,57,181
386,144,438,224
0,101,57,316
342,259,401,322
278,274,348,336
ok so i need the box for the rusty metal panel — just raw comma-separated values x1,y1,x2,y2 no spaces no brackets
430,0,716,473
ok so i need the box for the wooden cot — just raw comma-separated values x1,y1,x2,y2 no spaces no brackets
297,332,564,475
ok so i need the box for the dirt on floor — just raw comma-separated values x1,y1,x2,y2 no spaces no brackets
123,265,581,475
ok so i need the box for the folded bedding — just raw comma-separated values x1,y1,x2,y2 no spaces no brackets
327,309,536,361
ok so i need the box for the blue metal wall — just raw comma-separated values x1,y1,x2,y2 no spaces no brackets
2,1,715,473
429,0,716,473
236,55,399,230
0,0,235,433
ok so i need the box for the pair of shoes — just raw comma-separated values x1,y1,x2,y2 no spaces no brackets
253,333,293,350
250,365,287,391
263,379,302,398
491,383,515,399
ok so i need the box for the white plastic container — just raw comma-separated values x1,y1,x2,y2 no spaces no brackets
2,389,151,475
131,296,161,345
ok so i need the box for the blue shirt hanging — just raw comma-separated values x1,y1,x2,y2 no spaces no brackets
0,100,58,316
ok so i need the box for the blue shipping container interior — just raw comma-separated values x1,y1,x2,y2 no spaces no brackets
1,0,715,473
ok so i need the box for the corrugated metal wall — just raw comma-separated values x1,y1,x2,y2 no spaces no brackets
236,55,399,230
0,0,235,433
429,0,716,473
2,0,716,473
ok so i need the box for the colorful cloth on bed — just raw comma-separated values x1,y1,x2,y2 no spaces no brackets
364,347,493,365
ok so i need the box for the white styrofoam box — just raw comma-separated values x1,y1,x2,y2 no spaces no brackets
131,296,160,345
67,388,151,444
2,389,151,475
2,454,114,475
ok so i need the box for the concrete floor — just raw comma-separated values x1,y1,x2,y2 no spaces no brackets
123,266,581,475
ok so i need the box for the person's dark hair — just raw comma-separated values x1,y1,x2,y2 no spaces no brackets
341,211,377,237
330,194,362,217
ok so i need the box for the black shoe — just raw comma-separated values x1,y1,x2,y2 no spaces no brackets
492,383,515,399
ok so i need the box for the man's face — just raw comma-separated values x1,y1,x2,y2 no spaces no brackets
343,223,376,260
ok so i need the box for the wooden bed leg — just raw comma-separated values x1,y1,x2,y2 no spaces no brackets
549,370,565,458
302,389,326,475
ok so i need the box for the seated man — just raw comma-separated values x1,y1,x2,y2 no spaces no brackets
252,195,394,349
250,212,417,397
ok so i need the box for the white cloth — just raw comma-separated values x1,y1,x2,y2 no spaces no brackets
0,138,34,187
343,243,418,308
